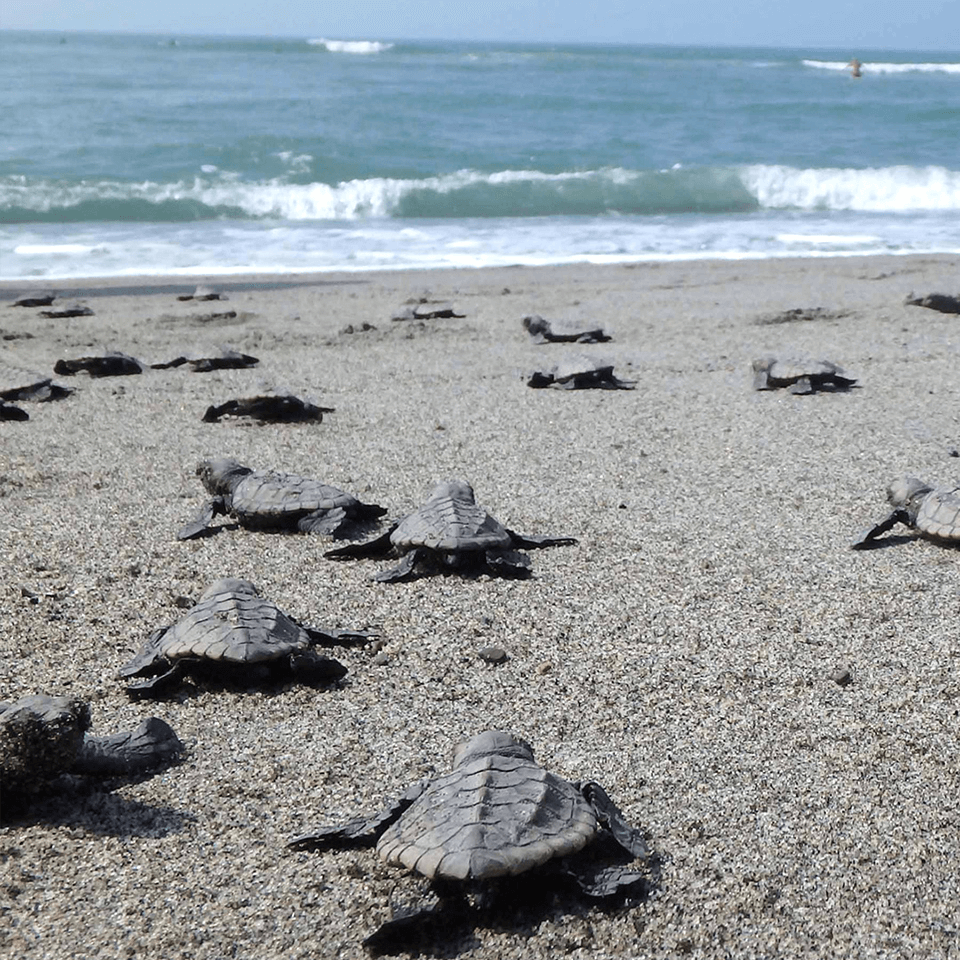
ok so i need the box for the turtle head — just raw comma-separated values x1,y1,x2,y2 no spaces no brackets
453,730,535,767
196,458,253,494
886,476,933,515
429,479,476,503
198,578,260,602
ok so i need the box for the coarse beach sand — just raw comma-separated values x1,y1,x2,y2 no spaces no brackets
1,254,960,959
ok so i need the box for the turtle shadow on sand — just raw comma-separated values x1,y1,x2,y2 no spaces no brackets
353,861,656,957
2,785,194,837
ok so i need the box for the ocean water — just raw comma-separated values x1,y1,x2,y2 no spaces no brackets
2,31,959,280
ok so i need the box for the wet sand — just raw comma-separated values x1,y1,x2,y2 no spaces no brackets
2,254,960,959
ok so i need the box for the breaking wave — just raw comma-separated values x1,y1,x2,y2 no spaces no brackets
307,38,393,54
803,59,960,75
4,164,960,224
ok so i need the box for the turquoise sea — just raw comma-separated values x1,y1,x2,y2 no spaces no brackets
2,31,959,279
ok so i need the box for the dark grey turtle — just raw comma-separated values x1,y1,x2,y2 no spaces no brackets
54,351,144,377
177,284,227,302
752,356,857,394
325,479,577,581
290,730,658,952
202,394,331,423
0,401,29,420
391,299,465,321
118,577,374,694
0,694,182,795
905,292,960,314
0,357,73,402
178,458,387,540
527,356,635,390
39,301,94,318
852,477,960,548
11,290,56,308
522,314,611,344
150,346,259,372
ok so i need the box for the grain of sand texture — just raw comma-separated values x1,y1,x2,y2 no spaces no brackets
1,255,960,959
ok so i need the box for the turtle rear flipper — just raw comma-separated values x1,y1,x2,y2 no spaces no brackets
298,506,349,535
850,509,910,549
485,549,532,577
288,651,347,685
74,717,183,775
325,527,397,560
373,549,424,582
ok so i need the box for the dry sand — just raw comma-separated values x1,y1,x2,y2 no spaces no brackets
1,254,959,959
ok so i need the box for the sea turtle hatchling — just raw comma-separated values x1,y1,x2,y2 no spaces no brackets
201,394,332,423
178,457,387,540
527,356,636,390
118,577,375,694
0,694,182,795
852,477,960,548
522,314,611,344
325,479,577,581
752,356,857,394
290,730,658,951
11,290,56,308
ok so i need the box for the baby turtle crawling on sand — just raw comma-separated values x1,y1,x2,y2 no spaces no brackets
852,477,960,549
325,479,577,581
527,357,636,390
522,314,611,344
290,730,658,953
151,346,259,372
11,290,56,308
54,352,144,377
177,284,226,302
905,293,960,314
118,577,374,694
752,356,857,394
0,694,182,796
178,457,387,540
201,394,332,423
39,301,94,318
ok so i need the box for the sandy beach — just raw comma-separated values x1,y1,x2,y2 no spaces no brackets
2,253,960,959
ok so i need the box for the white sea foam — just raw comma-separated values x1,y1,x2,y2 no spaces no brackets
803,59,960,75
742,164,960,212
307,38,393,54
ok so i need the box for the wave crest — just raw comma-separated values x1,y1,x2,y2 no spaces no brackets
307,38,393,54
3,164,960,223
803,59,960,74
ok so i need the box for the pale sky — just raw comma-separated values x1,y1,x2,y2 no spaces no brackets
3,0,959,51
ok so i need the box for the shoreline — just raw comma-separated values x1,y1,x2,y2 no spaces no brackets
3,252,960,959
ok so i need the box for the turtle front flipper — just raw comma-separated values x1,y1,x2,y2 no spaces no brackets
123,660,186,696
73,717,183,775
505,529,579,550
324,526,397,560
581,781,653,861
850,509,911,549
302,624,378,647
290,780,427,851
177,497,228,540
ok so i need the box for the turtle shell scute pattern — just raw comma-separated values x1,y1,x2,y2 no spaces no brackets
157,579,310,663
230,471,366,522
917,487,960,541
390,481,514,553
376,752,599,881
